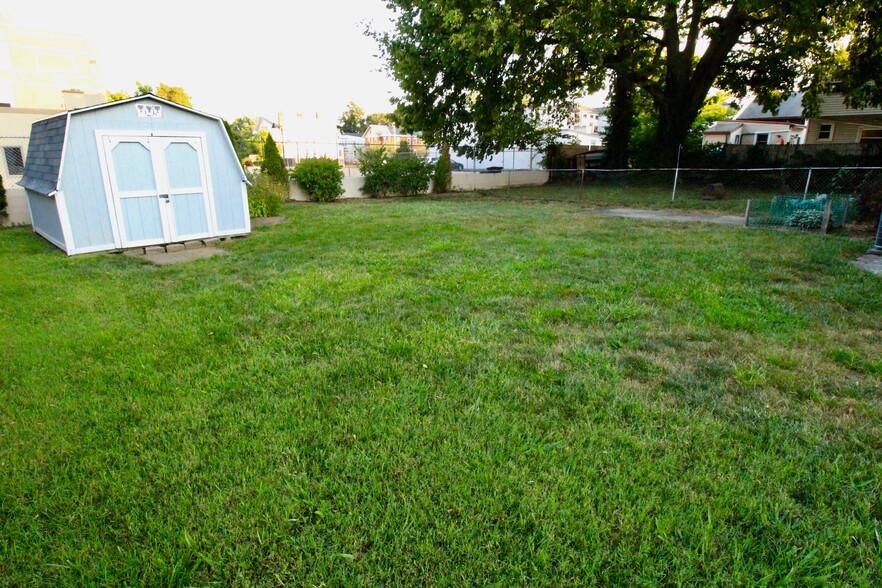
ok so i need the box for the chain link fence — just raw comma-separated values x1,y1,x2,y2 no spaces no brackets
532,166,882,229
1,136,29,225
276,140,544,175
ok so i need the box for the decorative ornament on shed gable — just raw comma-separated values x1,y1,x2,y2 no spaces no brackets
136,104,162,118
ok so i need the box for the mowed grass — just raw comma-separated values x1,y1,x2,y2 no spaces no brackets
1,197,881,585
459,180,758,214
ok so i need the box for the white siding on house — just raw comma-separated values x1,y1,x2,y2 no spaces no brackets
819,94,882,118
806,119,870,144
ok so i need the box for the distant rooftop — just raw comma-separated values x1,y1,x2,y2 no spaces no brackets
736,93,805,121
704,122,743,133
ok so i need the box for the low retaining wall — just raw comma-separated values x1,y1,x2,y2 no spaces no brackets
288,170,549,201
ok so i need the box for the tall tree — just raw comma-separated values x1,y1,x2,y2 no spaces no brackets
261,135,288,185
375,1,878,165
338,101,367,134
227,116,259,160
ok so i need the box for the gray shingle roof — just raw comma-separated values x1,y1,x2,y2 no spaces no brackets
18,113,67,195
736,93,805,120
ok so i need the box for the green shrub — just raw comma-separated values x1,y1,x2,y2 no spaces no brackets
432,147,451,194
0,173,7,221
260,135,289,185
247,174,285,218
290,157,344,202
359,147,434,198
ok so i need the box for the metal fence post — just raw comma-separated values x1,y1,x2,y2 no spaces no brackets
671,144,682,202
744,199,752,227
803,167,813,196
579,168,585,198
873,212,882,252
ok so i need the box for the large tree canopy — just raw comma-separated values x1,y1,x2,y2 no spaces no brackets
376,0,879,165
106,81,193,108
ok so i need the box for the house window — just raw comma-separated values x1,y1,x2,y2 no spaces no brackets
817,123,834,142
755,133,769,145
734,135,742,145
859,129,882,143
4,146,24,175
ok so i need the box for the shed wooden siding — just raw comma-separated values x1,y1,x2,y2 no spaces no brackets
25,190,65,248
59,99,247,251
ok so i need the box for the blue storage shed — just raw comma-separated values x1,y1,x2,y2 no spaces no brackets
18,95,250,255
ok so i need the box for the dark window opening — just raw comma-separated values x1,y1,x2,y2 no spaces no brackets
4,146,24,175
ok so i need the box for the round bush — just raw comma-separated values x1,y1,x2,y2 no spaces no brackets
291,157,345,202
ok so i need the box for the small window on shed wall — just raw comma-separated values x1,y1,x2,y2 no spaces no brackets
755,133,769,145
4,146,24,175
817,123,834,141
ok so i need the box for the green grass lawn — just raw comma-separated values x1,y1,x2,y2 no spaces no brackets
1,197,881,585
473,182,754,213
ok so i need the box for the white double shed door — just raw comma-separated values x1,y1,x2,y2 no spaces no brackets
98,132,217,249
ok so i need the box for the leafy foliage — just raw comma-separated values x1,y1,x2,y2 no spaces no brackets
366,112,395,127
338,103,398,135
628,92,738,167
338,101,367,134
247,174,285,218
785,209,825,230
359,147,434,197
0,173,7,221
227,117,259,161
260,135,288,185
375,1,881,165
291,158,345,202
432,146,452,193
105,81,193,107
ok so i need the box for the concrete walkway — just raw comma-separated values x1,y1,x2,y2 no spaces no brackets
143,248,229,265
854,253,882,275
595,208,745,226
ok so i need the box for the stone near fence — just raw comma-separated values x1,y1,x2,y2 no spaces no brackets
144,246,165,255
165,243,185,253
701,183,726,200
184,240,204,250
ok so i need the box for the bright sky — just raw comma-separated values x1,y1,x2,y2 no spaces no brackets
4,1,401,123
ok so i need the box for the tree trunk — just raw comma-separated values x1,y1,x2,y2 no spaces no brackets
605,72,635,169
652,99,702,166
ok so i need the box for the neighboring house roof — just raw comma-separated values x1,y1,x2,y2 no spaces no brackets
19,94,246,196
736,93,805,121
363,125,421,139
704,121,744,134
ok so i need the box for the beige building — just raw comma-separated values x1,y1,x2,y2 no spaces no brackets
0,15,104,109
0,16,105,224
